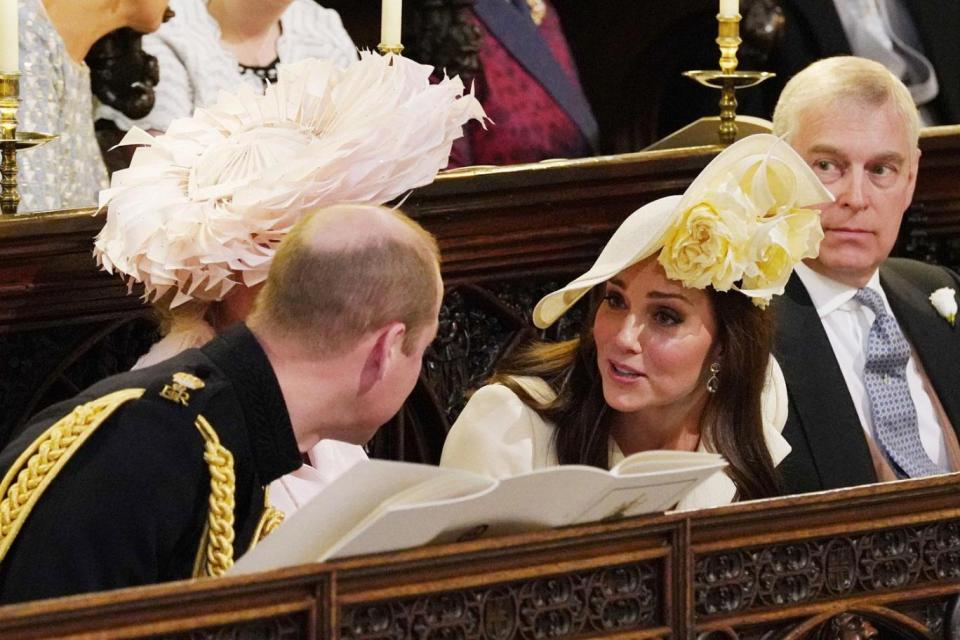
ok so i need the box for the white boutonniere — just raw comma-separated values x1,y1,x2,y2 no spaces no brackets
929,287,957,326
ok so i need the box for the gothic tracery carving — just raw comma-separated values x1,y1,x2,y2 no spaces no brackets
695,520,960,618
340,561,660,640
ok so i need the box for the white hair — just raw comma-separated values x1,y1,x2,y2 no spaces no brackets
772,56,919,146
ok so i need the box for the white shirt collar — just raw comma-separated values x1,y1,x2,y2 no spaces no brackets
794,262,882,318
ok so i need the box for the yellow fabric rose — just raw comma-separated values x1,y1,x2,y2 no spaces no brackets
658,192,752,291
657,146,826,306
741,207,822,306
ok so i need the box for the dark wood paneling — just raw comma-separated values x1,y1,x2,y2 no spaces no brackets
3,128,960,456
0,475,957,638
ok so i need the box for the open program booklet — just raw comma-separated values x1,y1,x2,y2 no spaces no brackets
230,450,726,574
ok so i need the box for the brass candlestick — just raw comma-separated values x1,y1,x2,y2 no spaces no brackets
683,13,774,145
0,73,56,214
377,43,404,56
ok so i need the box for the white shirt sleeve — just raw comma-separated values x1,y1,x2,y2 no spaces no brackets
268,440,368,516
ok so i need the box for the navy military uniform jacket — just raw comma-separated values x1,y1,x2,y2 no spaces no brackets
0,324,302,604
773,259,960,494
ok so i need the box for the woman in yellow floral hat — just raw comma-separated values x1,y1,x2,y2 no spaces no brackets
440,134,833,509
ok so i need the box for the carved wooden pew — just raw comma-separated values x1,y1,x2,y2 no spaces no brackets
2,130,960,636
2,127,960,459
0,474,957,638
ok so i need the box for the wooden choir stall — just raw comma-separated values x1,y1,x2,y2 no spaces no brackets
2,129,960,638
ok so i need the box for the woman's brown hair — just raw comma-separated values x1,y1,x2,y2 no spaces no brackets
491,285,779,501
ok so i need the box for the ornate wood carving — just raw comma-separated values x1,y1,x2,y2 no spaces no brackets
898,129,960,273
946,594,960,640
0,316,157,444
425,284,531,423
698,631,739,640
901,202,960,274
0,477,958,637
811,613,879,640
770,606,932,640
422,280,584,423
152,614,306,639
695,520,960,618
340,561,661,640
884,597,955,637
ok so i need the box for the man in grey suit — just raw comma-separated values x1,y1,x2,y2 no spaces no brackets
771,56,960,494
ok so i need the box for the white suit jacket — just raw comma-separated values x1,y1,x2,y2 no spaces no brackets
440,356,791,511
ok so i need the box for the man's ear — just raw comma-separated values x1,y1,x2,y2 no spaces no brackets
358,322,407,391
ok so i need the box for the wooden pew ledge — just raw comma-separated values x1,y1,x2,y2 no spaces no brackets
0,475,956,638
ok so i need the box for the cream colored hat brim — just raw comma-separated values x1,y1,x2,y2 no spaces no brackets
532,134,833,328
532,195,681,328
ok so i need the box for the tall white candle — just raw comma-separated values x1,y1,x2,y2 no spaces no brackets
0,0,17,73
380,0,402,47
719,0,739,17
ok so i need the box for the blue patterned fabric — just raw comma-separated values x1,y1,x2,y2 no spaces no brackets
17,0,108,212
856,287,942,477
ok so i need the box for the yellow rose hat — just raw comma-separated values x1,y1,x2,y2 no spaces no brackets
532,134,834,328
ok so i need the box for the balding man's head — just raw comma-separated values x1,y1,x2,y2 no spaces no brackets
248,204,441,357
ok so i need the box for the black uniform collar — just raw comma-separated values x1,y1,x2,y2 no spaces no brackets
201,323,301,483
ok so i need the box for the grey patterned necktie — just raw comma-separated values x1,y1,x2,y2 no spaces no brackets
855,287,942,478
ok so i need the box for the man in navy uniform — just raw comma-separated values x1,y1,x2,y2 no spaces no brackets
0,203,442,603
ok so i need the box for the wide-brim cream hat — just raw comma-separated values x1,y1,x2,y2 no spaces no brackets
532,134,834,328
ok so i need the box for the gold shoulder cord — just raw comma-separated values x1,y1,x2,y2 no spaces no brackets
191,415,237,578
250,489,285,548
0,389,145,562
193,483,284,577
0,382,241,580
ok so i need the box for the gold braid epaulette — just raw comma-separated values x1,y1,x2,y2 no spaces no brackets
0,389,145,562
0,386,239,579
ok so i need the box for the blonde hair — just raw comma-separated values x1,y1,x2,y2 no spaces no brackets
248,204,440,357
772,56,920,146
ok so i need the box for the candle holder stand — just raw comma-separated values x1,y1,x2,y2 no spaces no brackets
0,73,56,214
683,13,774,145
377,43,405,56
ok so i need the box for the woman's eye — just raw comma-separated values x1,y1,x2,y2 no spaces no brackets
653,308,682,326
603,292,626,309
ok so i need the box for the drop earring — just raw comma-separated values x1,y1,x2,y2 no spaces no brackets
706,361,720,394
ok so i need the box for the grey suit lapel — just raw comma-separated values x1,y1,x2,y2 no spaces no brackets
774,274,877,488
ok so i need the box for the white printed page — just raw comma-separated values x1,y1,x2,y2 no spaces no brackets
612,450,725,475
230,460,493,574
330,465,613,559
